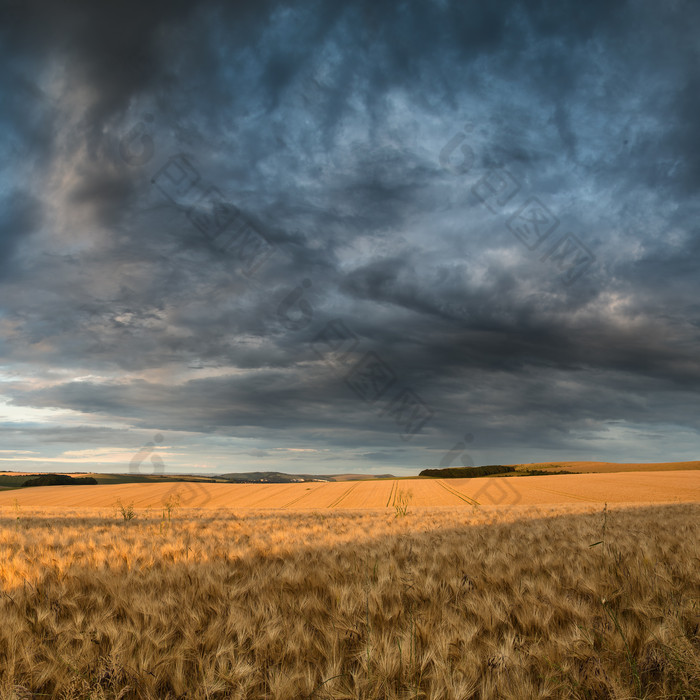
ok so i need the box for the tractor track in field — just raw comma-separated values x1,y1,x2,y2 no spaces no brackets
386,480,398,507
437,479,480,506
246,483,297,507
327,481,360,509
280,484,326,509
532,485,604,503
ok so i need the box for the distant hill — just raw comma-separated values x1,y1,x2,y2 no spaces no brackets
4,461,695,490
219,472,396,483
0,472,228,489
218,471,325,483
22,474,98,487
509,460,700,473
420,461,700,478
329,473,396,481
420,465,516,478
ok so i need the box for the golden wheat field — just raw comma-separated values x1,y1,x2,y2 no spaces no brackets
0,470,699,511
513,461,700,474
1,473,699,699
0,501,698,699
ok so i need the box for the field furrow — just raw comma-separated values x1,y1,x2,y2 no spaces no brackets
0,470,698,510
339,480,395,508
436,479,479,506
279,483,326,509
386,480,397,507
327,481,360,508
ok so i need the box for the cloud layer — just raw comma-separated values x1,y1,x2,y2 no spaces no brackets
1,0,699,473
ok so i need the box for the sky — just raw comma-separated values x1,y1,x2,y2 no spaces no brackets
0,0,699,476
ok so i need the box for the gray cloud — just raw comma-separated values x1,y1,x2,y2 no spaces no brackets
0,0,699,473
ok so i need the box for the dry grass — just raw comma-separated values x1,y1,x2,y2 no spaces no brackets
0,502,698,699
0,470,698,510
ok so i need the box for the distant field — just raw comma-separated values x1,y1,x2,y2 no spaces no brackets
0,470,697,510
512,460,700,473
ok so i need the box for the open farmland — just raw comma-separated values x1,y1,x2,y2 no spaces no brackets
0,470,698,510
512,460,700,474
1,471,698,699
0,502,698,699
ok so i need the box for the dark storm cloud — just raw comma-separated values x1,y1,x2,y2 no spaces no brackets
0,0,198,123
1,0,699,471
0,191,41,279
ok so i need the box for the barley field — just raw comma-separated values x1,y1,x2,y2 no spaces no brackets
512,461,700,474
0,470,698,511
1,499,698,699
